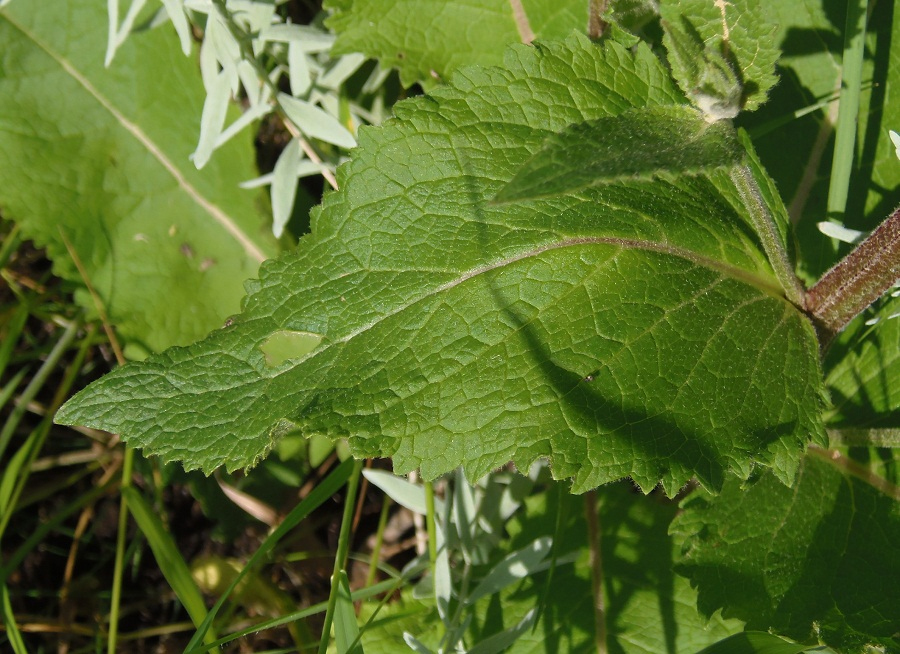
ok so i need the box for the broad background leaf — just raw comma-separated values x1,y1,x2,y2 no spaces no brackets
0,0,276,357
672,452,900,652
58,35,825,494
324,0,588,88
359,483,743,653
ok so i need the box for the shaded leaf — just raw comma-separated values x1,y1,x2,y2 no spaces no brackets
358,483,743,653
672,452,900,652
57,35,825,494
0,0,276,356
495,105,744,202
825,295,900,430
696,632,822,654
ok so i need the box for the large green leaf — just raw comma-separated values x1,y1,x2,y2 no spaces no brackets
325,0,588,88
359,483,743,654
57,34,825,494
0,0,276,356
672,451,900,652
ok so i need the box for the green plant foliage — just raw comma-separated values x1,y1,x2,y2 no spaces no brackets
57,34,827,494
672,452,900,652
494,105,745,202
825,295,900,429
0,0,276,357
659,0,780,115
359,483,743,653
696,631,825,654
738,0,898,279
324,0,588,88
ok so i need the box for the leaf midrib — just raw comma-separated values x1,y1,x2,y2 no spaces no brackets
1,11,267,263
279,235,787,374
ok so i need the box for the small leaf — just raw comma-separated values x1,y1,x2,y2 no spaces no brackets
270,138,304,238
278,92,356,149
466,609,536,654
495,105,744,202
334,570,363,654
159,0,192,55
661,15,743,121
288,40,312,96
467,537,552,603
660,0,780,114
191,69,233,169
891,130,900,160
363,470,447,516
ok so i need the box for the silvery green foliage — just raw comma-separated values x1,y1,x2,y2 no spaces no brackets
105,0,380,237
363,467,564,654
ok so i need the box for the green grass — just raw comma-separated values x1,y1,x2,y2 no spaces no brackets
0,219,412,651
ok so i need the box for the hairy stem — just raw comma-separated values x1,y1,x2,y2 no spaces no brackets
588,0,609,39
806,206,900,337
584,490,607,654
730,165,807,308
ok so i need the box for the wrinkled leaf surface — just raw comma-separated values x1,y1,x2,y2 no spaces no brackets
58,35,825,493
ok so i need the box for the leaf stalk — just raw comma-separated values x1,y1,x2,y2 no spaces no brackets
806,205,900,337
729,165,807,308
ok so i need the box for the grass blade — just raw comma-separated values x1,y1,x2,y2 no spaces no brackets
122,486,216,643
825,0,869,219
334,570,363,654
185,457,356,652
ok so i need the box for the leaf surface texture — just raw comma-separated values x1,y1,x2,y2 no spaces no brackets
673,452,900,651
325,0,588,87
58,35,825,493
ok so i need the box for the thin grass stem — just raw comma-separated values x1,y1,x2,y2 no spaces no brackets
184,458,356,652
107,446,134,654
0,317,81,465
365,495,392,588
317,458,363,654
825,0,869,220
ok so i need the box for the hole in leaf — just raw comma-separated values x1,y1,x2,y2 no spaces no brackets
259,330,323,367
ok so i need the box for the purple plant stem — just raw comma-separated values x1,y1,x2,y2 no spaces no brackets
806,206,900,337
